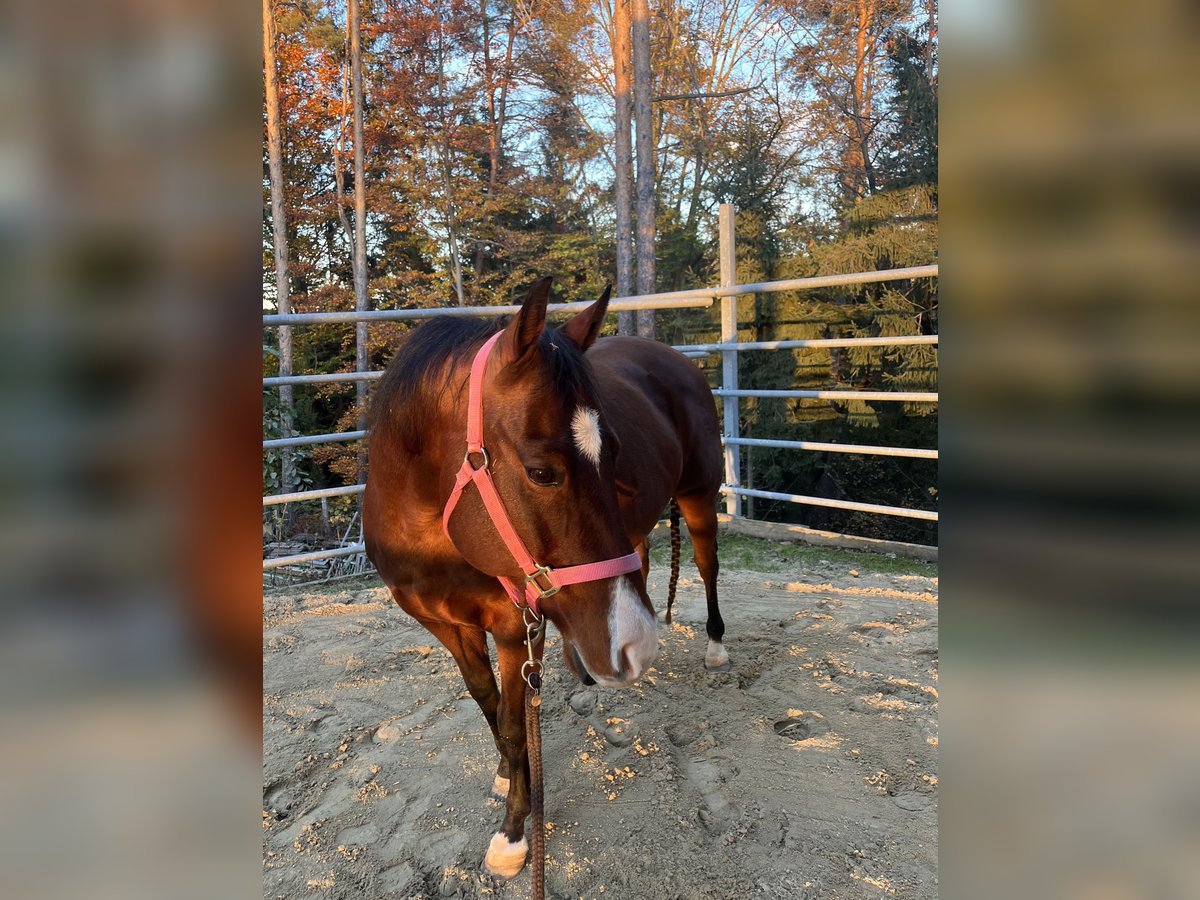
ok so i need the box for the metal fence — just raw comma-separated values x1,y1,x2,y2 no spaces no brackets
263,204,937,574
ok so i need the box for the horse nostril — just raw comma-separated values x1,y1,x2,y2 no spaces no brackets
622,643,647,681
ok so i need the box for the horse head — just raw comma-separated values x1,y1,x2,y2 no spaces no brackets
443,278,657,687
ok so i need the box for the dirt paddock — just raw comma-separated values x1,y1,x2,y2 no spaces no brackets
263,537,938,899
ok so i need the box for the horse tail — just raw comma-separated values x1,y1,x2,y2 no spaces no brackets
665,500,681,625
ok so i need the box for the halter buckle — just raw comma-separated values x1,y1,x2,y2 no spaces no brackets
525,565,559,599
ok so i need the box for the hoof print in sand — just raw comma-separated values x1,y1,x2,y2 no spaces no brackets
773,713,828,741
892,791,934,812
568,691,596,716
604,722,635,747
664,720,705,748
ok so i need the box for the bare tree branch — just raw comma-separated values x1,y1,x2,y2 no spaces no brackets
653,83,760,103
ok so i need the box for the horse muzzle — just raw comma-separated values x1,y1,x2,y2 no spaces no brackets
563,576,657,688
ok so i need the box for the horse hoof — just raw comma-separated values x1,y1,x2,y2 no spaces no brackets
488,775,510,802
482,832,528,879
704,640,731,672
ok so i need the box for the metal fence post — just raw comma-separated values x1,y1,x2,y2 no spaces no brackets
718,203,741,517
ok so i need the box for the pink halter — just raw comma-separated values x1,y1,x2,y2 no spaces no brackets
441,331,642,615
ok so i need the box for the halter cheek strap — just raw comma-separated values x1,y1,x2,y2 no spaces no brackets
441,331,642,615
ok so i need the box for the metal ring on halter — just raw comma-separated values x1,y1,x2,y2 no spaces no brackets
463,447,490,471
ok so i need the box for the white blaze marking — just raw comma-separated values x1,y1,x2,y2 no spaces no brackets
602,575,657,682
571,407,602,469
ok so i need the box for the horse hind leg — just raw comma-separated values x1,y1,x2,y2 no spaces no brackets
674,493,729,671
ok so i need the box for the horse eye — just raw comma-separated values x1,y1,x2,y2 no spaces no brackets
525,467,557,486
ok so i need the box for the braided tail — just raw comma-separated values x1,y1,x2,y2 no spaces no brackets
665,500,681,624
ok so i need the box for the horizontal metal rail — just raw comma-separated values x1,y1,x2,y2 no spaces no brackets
260,337,938,387
722,486,939,521
263,295,714,327
714,389,938,402
264,430,367,450
262,265,938,327
723,437,938,460
677,335,938,353
263,543,367,570
263,484,365,506
264,372,384,387
712,265,937,298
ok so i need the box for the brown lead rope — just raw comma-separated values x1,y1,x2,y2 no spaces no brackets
525,682,545,900
520,607,546,900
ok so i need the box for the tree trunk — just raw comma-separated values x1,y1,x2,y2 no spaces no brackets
473,2,518,299
926,0,936,84
850,0,877,200
681,152,706,288
613,0,635,335
679,49,710,286
348,0,369,479
631,0,656,338
432,20,466,307
333,55,353,253
473,0,492,296
262,0,295,500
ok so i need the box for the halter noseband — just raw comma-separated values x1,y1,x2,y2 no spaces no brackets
441,331,642,616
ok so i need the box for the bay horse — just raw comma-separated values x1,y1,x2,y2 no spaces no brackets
362,277,727,878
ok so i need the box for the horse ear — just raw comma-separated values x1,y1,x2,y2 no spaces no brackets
498,276,552,366
560,283,612,352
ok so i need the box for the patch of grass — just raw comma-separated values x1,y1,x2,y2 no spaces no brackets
648,531,937,578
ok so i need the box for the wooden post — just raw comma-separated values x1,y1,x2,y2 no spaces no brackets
718,203,741,516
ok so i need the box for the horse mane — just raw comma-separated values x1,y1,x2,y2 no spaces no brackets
369,315,596,454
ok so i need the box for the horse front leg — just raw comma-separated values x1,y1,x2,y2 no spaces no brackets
413,617,509,799
482,636,537,879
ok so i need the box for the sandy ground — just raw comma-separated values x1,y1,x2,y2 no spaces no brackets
263,547,938,900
